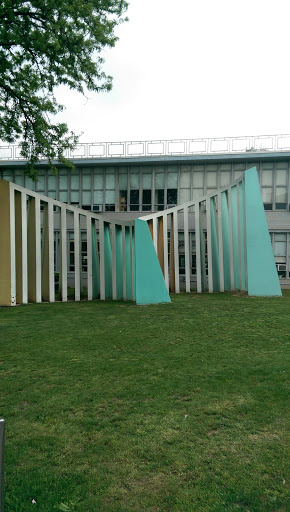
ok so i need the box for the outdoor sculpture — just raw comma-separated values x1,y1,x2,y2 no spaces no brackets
0,166,281,307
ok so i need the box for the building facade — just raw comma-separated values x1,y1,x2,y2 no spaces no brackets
0,138,289,288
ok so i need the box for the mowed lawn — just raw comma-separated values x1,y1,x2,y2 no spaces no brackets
0,292,289,512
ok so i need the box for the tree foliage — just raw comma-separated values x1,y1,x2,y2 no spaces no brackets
0,0,128,175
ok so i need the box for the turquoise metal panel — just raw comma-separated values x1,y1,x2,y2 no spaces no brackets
231,186,240,289
221,191,231,291
134,219,170,305
91,221,100,299
104,223,113,299
115,226,123,300
238,182,246,290
244,167,281,296
125,227,132,300
210,198,220,291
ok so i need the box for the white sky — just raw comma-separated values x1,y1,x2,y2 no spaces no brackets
54,0,290,143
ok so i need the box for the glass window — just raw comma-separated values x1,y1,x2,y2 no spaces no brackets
276,188,287,203
48,175,57,190
180,170,191,188
106,173,115,189
2,171,13,182
25,176,34,190
71,191,80,203
59,174,68,190
167,189,177,205
105,190,115,203
93,190,103,204
192,189,203,200
155,173,164,188
262,162,273,170
220,172,231,186
14,173,24,186
276,169,287,186
207,172,217,187
82,174,91,189
262,188,273,202
119,190,127,211
143,173,152,189
274,241,287,257
59,191,68,203
36,174,45,192
168,172,178,188
192,172,204,188
180,189,190,203
261,170,273,186
130,190,139,211
155,190,164,211
119,172,128,189
274,233,287,242
93,173,103,189
234,171,243,179
142,190,151,211
130,173,139,189
233,163,246,171
82,191,91,205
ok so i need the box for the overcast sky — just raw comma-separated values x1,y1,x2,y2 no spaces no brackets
54,0,290,143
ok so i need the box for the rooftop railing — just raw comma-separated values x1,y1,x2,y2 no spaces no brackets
1,134,290,161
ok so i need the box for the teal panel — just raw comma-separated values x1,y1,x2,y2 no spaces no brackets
210,198,220,291
231,186,240,289
115,226,123,300
104,223,112,299
91,221,100,299
221,191,231,291
200,204,206,292
244,167,281,296
238,182,246,290
125,227,132,300
134,219,171,305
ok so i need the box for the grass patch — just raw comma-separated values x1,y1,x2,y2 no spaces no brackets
1,291,289,511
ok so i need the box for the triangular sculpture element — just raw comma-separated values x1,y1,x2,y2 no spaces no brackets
245,167,282,296
134,219,171,305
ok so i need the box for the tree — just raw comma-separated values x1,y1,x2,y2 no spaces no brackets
0,0,128,176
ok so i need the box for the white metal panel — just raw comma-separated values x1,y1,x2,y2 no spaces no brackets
35,197,42,303
9,185,16,305
206,197,213,293
48,202,55,302
111,224,117,300
173,210,180,293
21,192,28,304
60,207,67,302
86,215,93,301
99,219,105,300
195,202,202,293
163,214,169,291
183,207,190,292
74,211,80,301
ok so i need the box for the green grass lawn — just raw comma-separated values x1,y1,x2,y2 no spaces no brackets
0,292,289,512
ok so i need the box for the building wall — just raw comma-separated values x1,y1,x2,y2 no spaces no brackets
1,155,289,287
